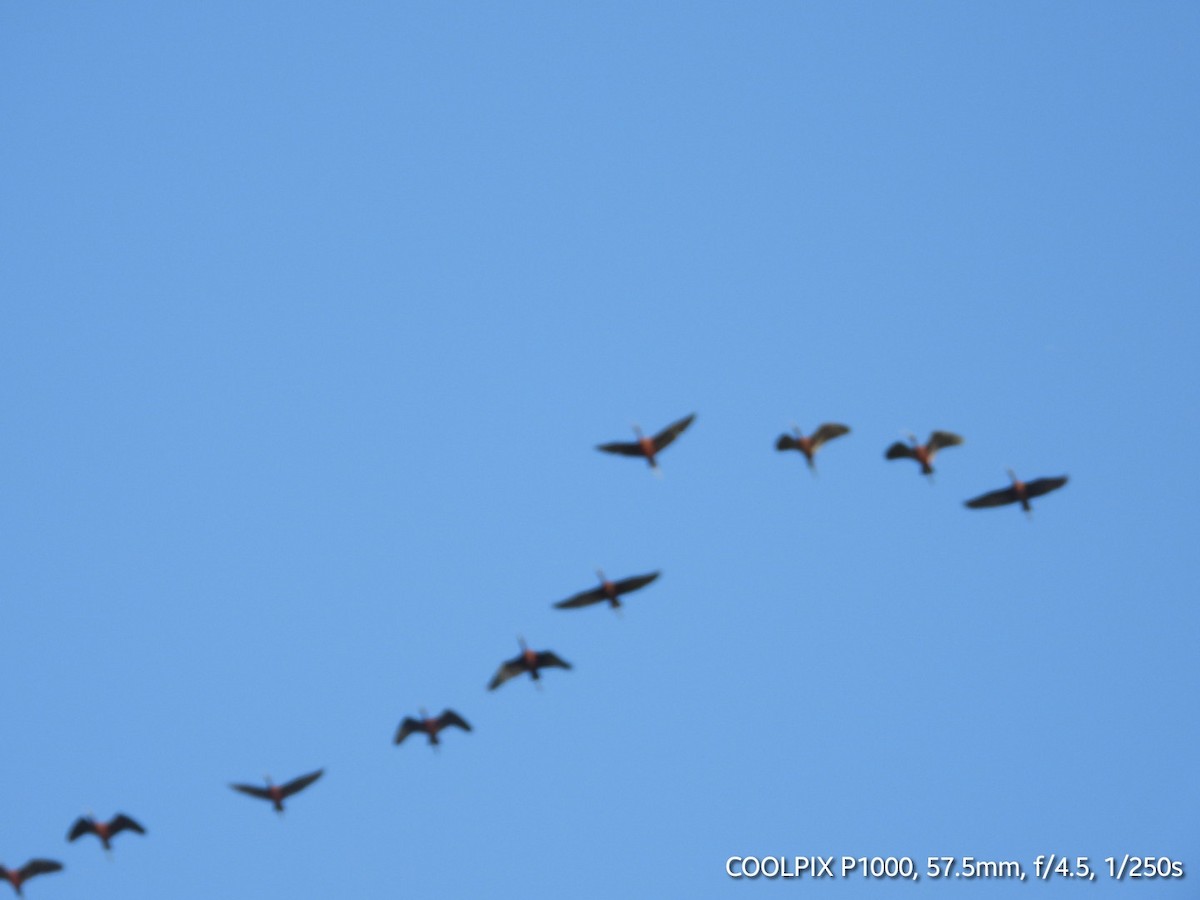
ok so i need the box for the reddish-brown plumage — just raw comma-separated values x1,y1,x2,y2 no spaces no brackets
394,709,472,747
0,861,62,896
884,431,963,476
488,640,573,690
964,471,1068,514
67,813,146,851
596,413,696,470
230,769,324,814
775,423,850,471
554,569,661,611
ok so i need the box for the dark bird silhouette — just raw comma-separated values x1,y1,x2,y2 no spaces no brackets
885,431,964,476
67,813,145,850
230,769,323,813
775,423,850,471
554,569,660,611
965,470,1068,514
0,861,62,896
488,638,571,690
596,413,695,469
394,709,472,748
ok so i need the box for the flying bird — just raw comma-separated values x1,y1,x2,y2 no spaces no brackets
885,431,964,476
554,569,660,611
488,639,572,690
230,769,323,813
394,709,472,748
67,813,145,850
596,413,695,469
965,470,1068,514
0,861,62,896
775,423,850,471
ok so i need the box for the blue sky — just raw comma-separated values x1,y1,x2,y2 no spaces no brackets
2,3,1196,897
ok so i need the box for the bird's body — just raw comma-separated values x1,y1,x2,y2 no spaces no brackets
67,813,145,850
555,569,660,611
596,413,695,469
394,709,472,747
488,640,572,690
965,470,1068,514
0,861,62,896
885,431,963,476
775,423,850,471
230,768,323,813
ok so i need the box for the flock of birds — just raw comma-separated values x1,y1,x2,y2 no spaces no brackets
5,412,1068,895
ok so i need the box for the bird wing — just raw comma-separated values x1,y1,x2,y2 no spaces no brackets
109,814,146,836
439,709,472,732
652,413,696,451
554,585,607,609
1024,476,1068,499
612,571,660,595
230,783,274,800
280,769,324,798
536,651,572,671
964,486,1019,508
394,717,422,745
928,431,964,452
20,860,63,879
810,423,850,449
66,818,95,842
775,433,799,451
488,655,527,690
885,441,914,460
595,440,644,457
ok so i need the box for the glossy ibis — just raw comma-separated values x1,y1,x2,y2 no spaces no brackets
230,769,323,813
965,470,1068,514
488,639,572,690
67,813,145,850
394,709,472,748
885,431,963,476
775,423,850,471
554,569,660,611
596,413,695,469
0,861,61,896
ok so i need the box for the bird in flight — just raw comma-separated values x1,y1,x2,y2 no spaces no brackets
596,413,696,470
488,638,572,690
965,470,1068,515
775,423,851,472
67,813,146,851
394,709,472,748
885,431,964,476
0,860,62,896
554,569,660,611
230,769,324,813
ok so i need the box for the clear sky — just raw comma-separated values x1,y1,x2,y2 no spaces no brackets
2,3,1197,897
